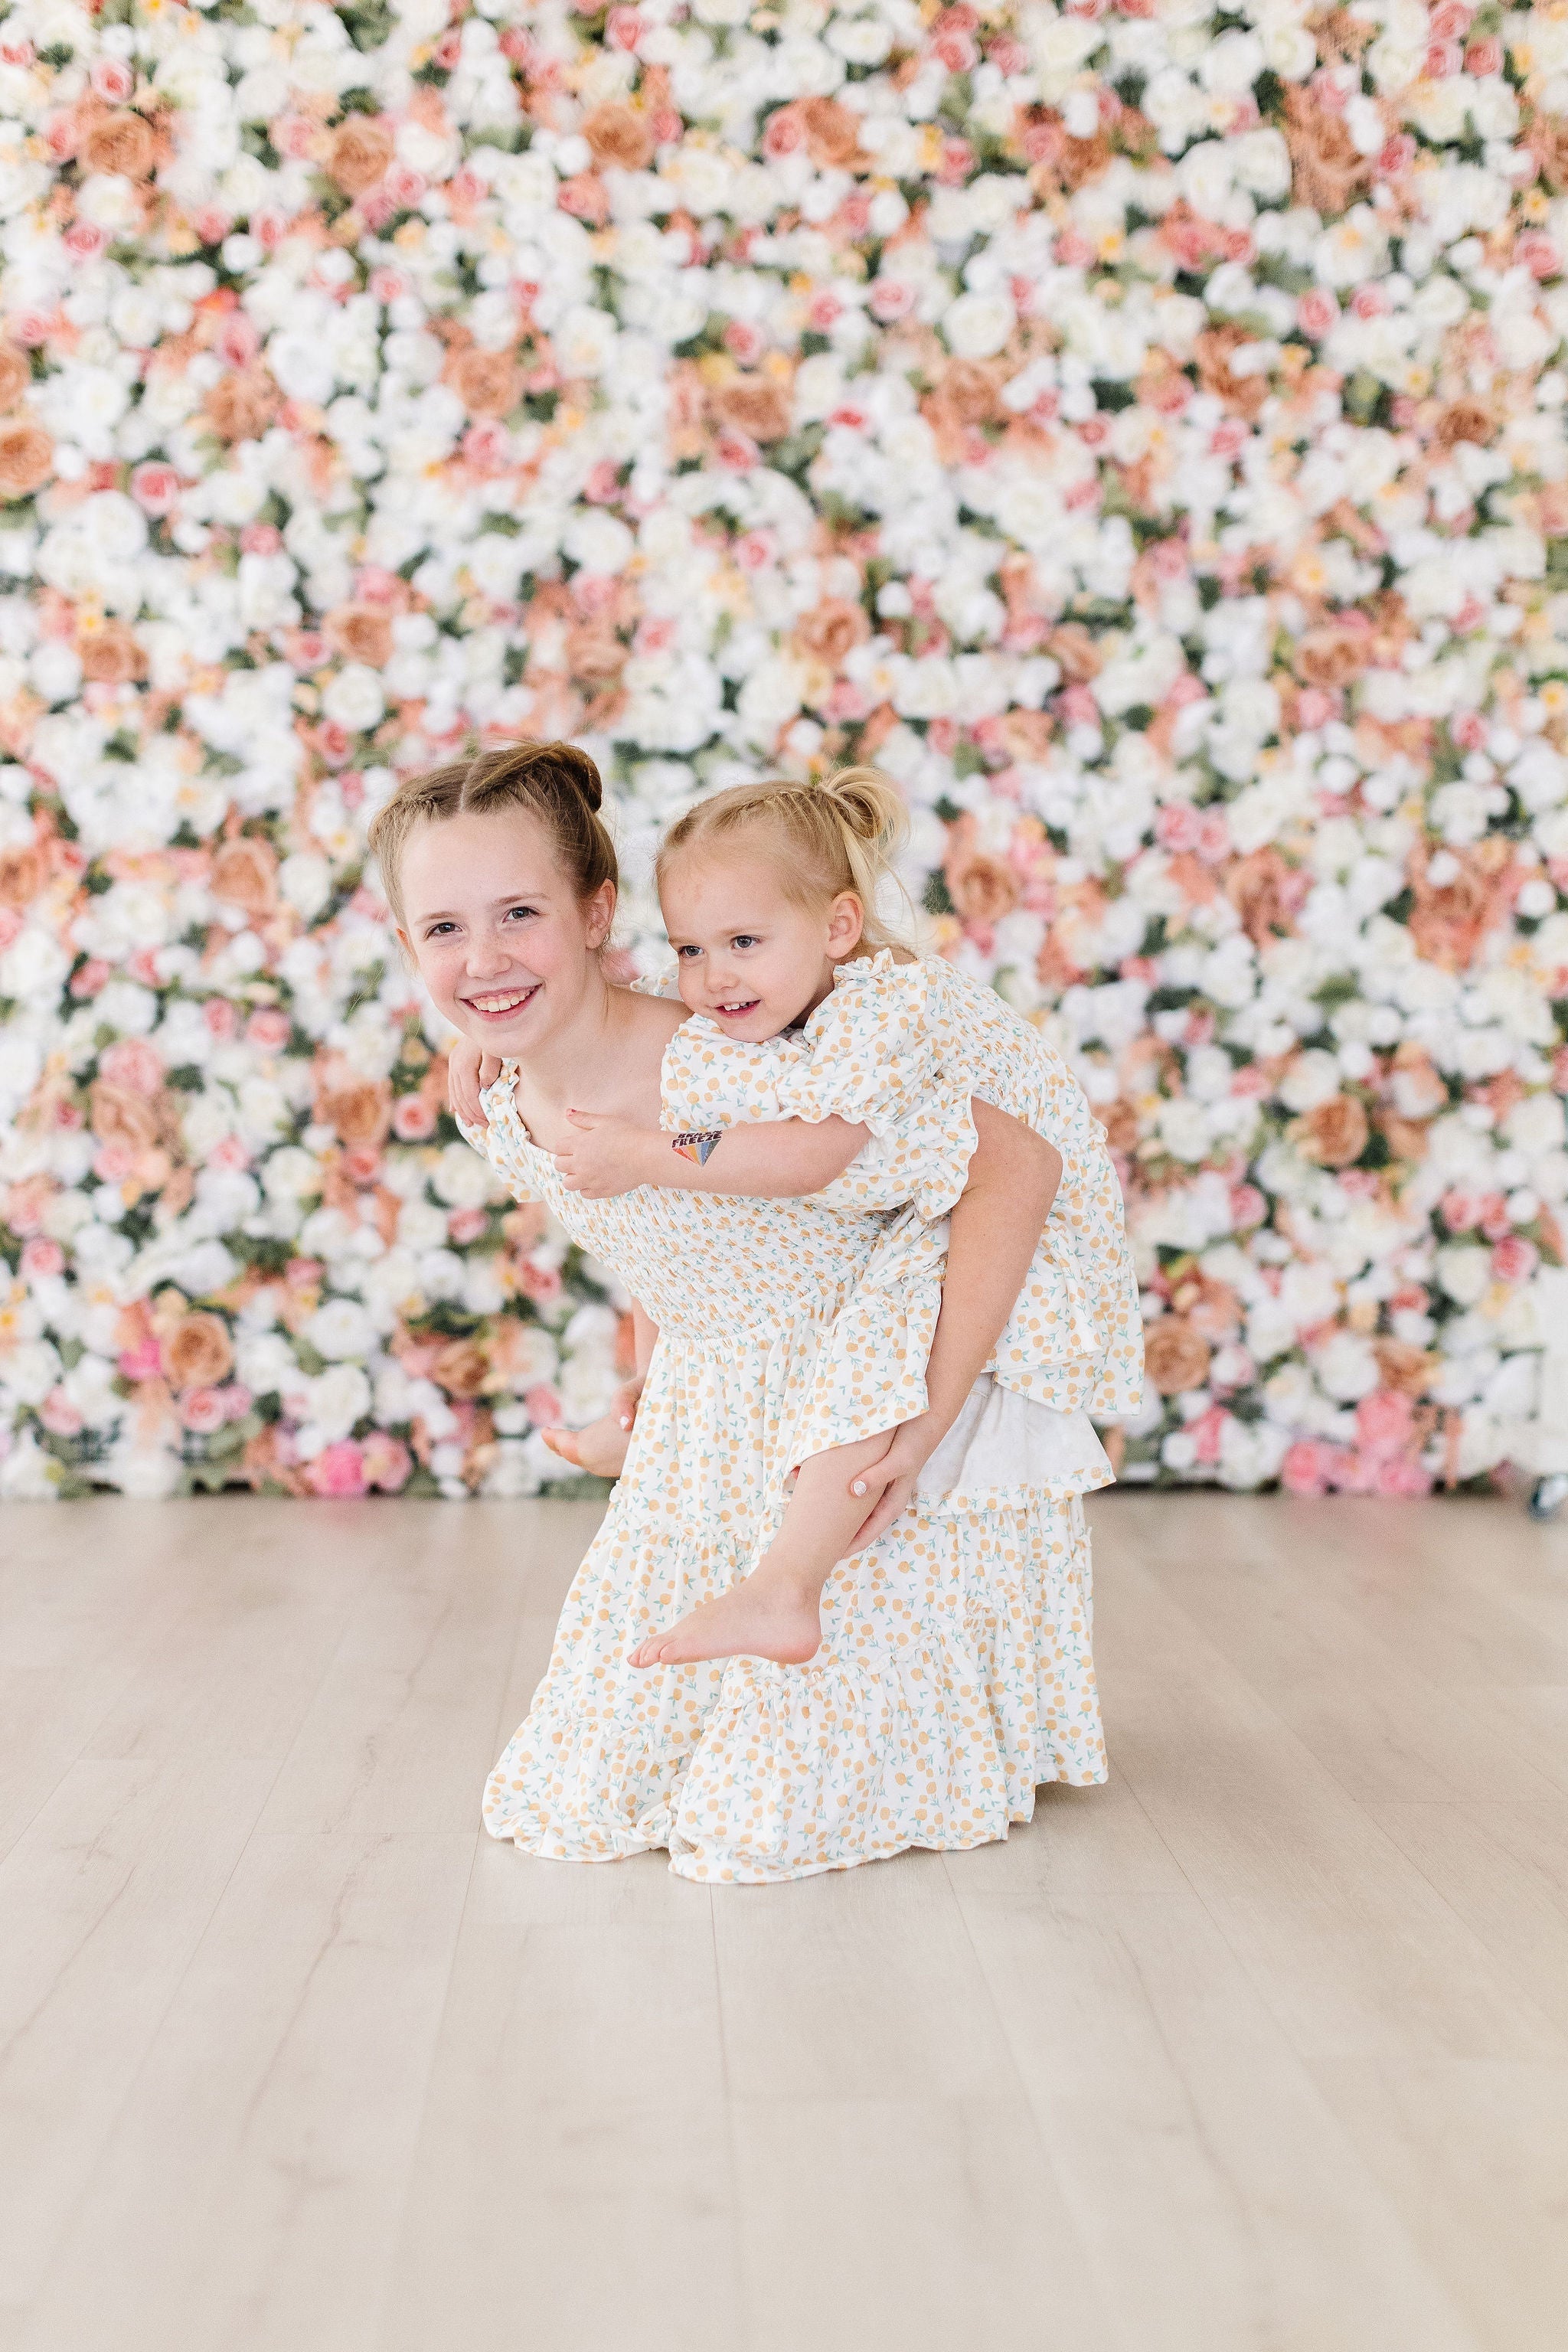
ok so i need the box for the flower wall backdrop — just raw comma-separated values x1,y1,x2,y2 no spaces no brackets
2,0,1567,1502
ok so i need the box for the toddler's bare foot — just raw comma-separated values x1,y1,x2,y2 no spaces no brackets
542,1415,631,1477
630,1573,822,1668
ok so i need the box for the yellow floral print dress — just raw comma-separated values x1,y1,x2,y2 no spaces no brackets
468,964,1122,1883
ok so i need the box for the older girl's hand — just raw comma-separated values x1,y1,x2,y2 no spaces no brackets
449,1040,503,1129
846,1413,941,1547
554,1109,658,1198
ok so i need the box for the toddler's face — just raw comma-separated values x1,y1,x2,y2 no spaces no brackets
661,850,861,1041
398,808,612,1058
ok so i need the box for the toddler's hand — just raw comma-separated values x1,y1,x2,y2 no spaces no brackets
554,1109,653,1198
449,1040,504,1129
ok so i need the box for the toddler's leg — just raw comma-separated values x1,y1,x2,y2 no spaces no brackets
629,1429,895,1668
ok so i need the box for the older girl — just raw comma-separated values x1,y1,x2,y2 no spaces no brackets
374,741,1101,1882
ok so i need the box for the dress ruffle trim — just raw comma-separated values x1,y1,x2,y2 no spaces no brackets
483,1498,1106,1883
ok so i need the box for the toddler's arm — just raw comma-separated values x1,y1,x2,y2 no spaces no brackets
554,1109,868,1199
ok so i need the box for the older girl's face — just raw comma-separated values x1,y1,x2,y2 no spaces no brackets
398,808,613,1057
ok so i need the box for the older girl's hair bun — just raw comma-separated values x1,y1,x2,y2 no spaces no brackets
367,738,617,931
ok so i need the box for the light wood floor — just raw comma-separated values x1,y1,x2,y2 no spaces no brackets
2,1494,1566,2352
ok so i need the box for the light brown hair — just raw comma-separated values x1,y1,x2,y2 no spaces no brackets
368,740,618,933
655,767,912,953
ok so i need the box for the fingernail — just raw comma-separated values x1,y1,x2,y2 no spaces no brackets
852,1480,866,1495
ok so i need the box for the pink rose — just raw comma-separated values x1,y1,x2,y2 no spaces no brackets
524,1382,564,1426
1517,234,1563,283
448,1207,488,1245
247,1008,292,1051
181,1388,227,1436
217,313,260,370
1377,1455,1432,1497
118,1335,163,1382
363,1431,413,1492
868,278,916,323
1297,289,1338,338
64,222,107,261
41,1389,83,1439
90,56,135,101
99,1036,163,1094
21,1236,64,1281
1281,1439,1340,1497
1492,1235,1539,1285
203,997,238,1040
210,1135,250,1172
392,1095,436,1142
305,1439,368,1498
606,5,644,50
131,462,181,515
1356,1388,1413,1457
217,1383,253,1420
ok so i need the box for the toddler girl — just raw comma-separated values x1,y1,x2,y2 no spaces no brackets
454,768,1141,1670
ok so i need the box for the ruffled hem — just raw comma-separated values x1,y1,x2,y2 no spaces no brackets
484,1494,1105,1883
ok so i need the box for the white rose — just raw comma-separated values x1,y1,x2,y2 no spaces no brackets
562,509,635,575
943,290,1015,360
0,928,70,1007
305,1298,378,1362
322,665,386,733
1436,1245,1492,1308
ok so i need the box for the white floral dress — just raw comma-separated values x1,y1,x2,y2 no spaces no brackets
466,972,1115,1883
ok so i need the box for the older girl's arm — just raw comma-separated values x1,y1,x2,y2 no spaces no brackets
848,1099,1061,1544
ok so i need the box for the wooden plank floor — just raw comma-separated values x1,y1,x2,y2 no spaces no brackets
2,1492,1565,2352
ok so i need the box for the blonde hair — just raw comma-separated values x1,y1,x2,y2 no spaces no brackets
655,767,913,953
368,740,617,933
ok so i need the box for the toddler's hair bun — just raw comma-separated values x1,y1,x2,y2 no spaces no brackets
816,766,908,854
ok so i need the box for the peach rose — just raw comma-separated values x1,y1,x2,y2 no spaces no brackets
1048,623,1102,684
162,1310,234,1393
432,1338,488,1397
325,603,394,667
0,842,46,909
1194,325,1268,421
1295,623,1367,691
792,597,867,668
77,620,143,685
565,621,626,684
1371,1338,1435,1397
0,420,54,499
929,359,1001,430
1297,1094,1370,1168
89,1080,161,1154
325,118,394,196
1000,708,1056,764
944,815,1020,924
711,377,792,442
83,109,157,179
0,342,29,413
204,369,279,443
210,835,278,917
1433,398,1491,449
800,96,861,168
318,1074,393,1150
582,102,655,173
448,347,521,418
1145,1316,1213,1396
